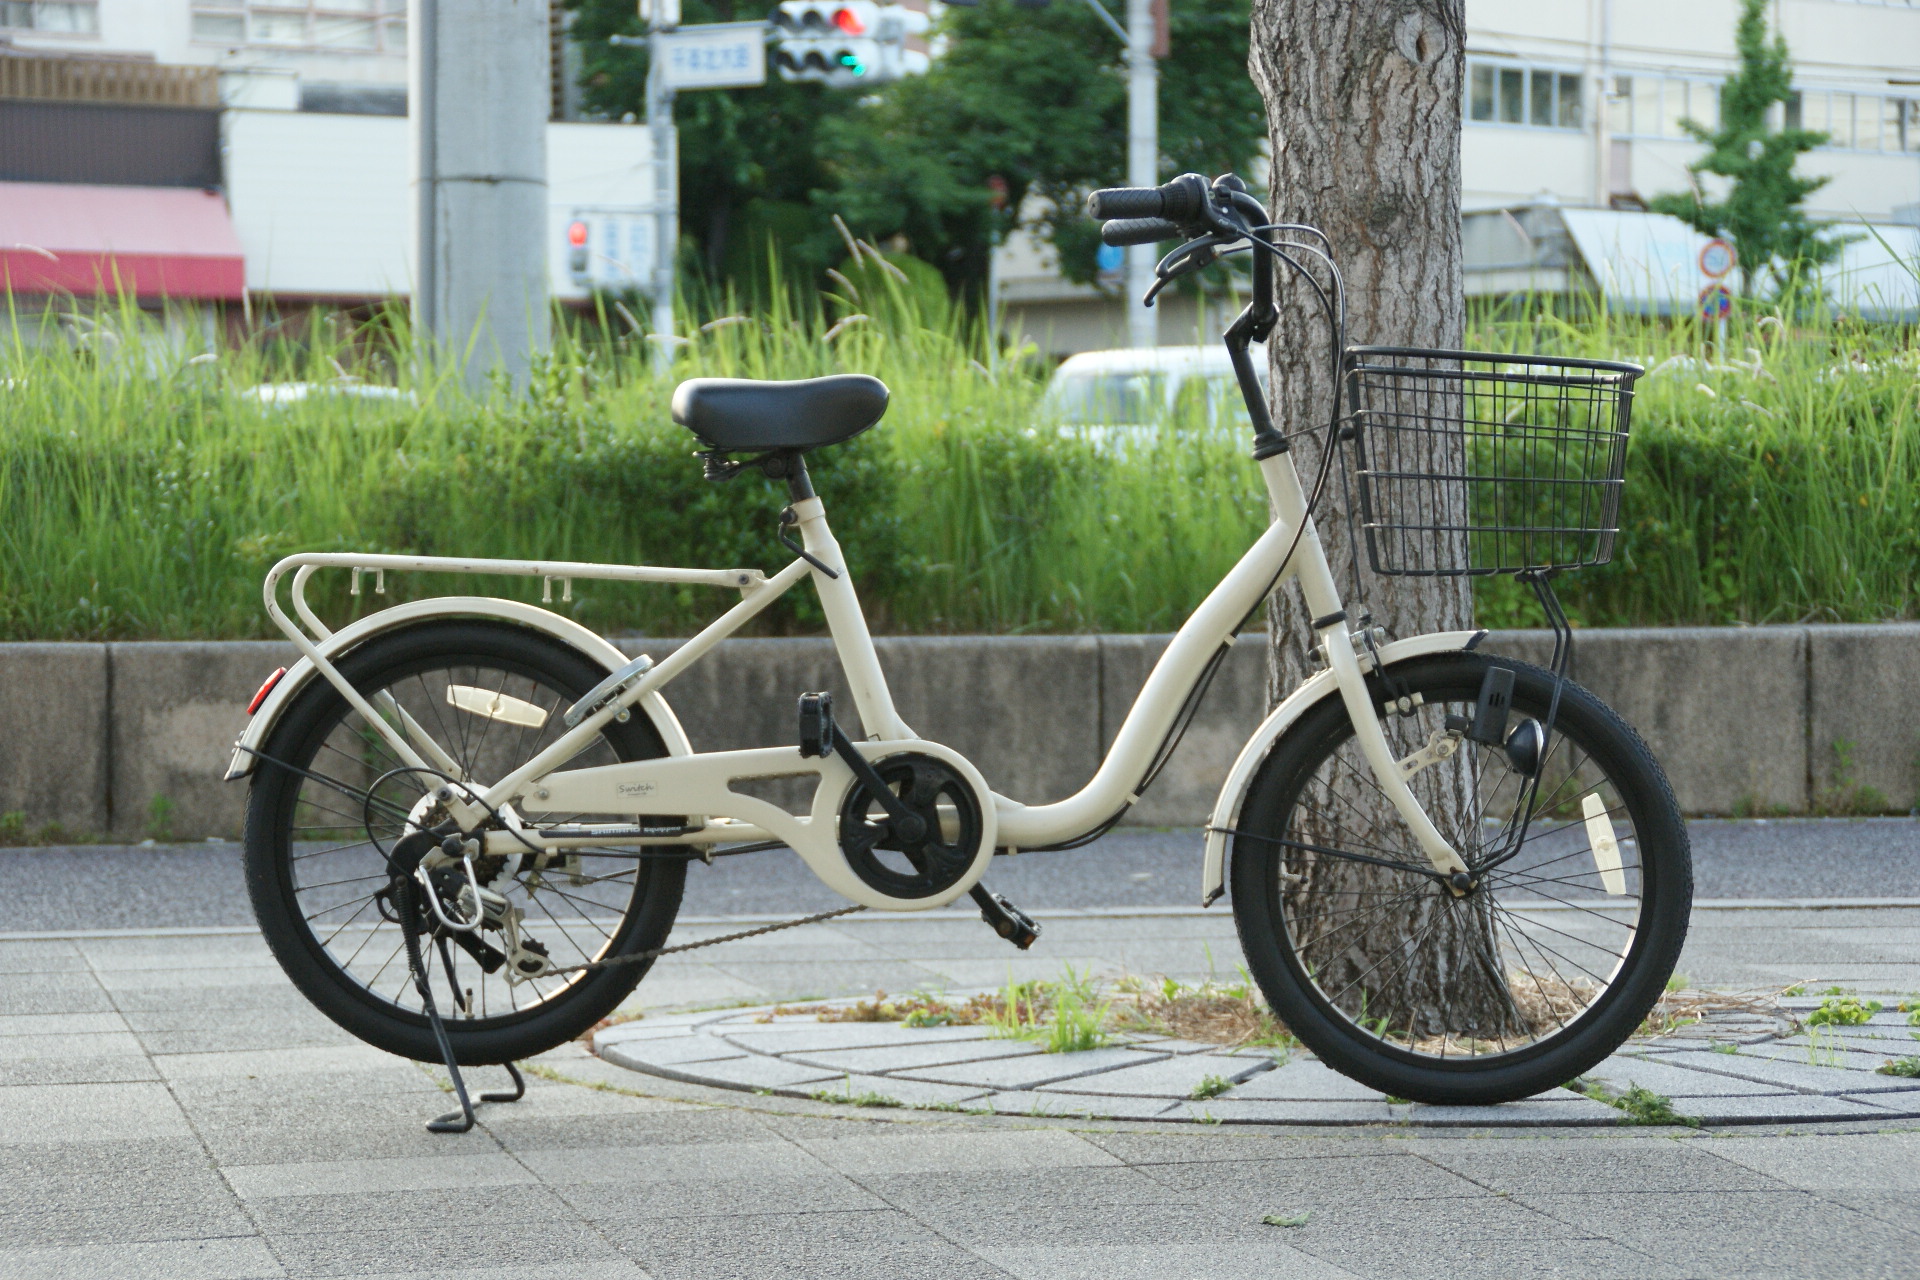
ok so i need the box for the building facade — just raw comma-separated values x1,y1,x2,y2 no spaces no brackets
0,0,651,324
995,0,1920,353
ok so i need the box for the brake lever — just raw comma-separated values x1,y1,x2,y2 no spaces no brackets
1143,234,1226,305
1144,245,1218,305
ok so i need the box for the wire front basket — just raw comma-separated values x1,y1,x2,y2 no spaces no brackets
1341,347,1641,577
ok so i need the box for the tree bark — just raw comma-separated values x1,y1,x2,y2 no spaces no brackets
1250,0,1519,1040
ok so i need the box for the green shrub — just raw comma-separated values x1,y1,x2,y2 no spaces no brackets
1,290,1912,640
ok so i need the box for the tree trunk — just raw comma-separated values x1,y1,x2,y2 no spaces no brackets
1250,0,1518,1039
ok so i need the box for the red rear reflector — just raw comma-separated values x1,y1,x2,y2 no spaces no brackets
248,667,287,716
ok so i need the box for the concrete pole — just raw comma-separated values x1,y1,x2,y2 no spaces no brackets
647,37,678,374
1124,0,1158,350
411,0,551,389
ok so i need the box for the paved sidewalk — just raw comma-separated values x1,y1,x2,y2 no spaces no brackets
593,991,1920,1129
1,907,1918,1278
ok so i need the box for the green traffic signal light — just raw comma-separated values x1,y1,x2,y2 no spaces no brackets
837,50,867,75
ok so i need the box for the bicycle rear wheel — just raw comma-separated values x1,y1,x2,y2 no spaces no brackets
1230,652,1691,1104
243,620,687,1065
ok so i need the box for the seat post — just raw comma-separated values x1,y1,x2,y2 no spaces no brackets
761,449,816,503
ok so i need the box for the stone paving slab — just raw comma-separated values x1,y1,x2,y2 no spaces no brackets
593,990,1920,1128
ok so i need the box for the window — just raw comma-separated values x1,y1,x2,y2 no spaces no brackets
1792,88,1919,151
1466,61,1584,130
190,1,406,53
0,1,98,33
1610,73,1720,138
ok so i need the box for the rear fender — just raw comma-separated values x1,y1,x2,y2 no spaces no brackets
224,597,691,781
1200,630,1484,905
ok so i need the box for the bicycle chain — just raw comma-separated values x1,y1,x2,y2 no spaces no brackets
533,904,869,979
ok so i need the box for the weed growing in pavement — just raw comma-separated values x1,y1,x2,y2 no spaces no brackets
1813,740,1892,816
1262,1212,1311,1228
144,794,175,843
1711,1043,1742,1055
1807,994,1883,1027
811,1078,903,1108
986,966,1113,1054
773,970,1120,1053
1876,1057,1920,1078
1806,1027,1849,1068
1189,1074,1233,1101
0,809,99,846
1571,1078,1701,1127
1109,972,1298,1051
1666,973,1690,992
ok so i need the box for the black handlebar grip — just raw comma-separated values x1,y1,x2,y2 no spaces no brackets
1087,173,1212,223
1087,187,1163,220
1099,217,1183,246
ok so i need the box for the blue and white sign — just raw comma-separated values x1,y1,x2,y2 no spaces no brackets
658,23,767,91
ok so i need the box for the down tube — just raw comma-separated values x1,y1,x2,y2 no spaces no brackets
992,493,1307,847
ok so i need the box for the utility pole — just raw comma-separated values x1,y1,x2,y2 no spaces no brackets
1124,0,1159,349
646,38,678,373
411,0,551,389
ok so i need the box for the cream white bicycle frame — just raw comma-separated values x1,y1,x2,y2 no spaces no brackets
255,442,1470,914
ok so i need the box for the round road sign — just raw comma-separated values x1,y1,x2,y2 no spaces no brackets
1698,282,1733,321
1699,238,1736,279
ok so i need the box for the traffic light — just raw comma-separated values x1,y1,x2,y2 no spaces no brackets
771,1,928,86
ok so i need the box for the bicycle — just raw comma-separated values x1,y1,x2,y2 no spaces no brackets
231,170,1690,1117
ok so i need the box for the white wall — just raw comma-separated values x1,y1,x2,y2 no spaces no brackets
226,111,655,301
8,1,410,87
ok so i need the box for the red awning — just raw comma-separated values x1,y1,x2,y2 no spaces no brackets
0,181,245,301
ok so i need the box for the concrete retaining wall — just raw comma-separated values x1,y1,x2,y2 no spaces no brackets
2,626,1914,840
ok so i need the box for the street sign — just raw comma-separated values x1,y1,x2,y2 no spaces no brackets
1698,282,1733,321
1699,238,1735,280
657,22,767,90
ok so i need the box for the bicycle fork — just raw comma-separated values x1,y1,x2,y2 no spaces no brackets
1258,451,1472,888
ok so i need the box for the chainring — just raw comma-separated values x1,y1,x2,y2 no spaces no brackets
836,753,986,902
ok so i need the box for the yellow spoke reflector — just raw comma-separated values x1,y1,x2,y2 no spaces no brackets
1582,792,1627,895
447,685,549,729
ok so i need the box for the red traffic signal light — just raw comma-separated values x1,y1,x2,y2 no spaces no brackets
831,6,864,33
567,220,589,247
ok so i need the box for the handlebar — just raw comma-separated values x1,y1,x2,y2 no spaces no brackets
1099,217,1184,247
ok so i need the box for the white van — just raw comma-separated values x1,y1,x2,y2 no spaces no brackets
1039,344,1268,445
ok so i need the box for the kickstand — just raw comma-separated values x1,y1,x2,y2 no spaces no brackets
396,877,525,1134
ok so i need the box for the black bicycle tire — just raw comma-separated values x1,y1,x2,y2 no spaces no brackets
1230,652,1692,1105
243,620,687,1065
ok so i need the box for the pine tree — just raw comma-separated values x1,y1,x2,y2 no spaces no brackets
1649,0,1844,295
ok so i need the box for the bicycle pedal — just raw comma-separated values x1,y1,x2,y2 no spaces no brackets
970,885,1041,950
797,691,835,758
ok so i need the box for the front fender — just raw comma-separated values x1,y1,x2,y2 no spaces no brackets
1199,629,1484,906
224,597,691,780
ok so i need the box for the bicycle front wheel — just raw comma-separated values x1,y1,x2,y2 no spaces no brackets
1230,652,1691,1104
243,620,687,1065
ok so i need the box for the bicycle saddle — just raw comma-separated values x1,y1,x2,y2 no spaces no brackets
672,374,889,452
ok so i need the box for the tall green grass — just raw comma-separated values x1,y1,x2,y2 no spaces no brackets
0,284,1911,641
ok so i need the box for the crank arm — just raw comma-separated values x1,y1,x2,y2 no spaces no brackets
828,724,924,837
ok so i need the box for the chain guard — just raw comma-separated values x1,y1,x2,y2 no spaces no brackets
836,753,987,902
